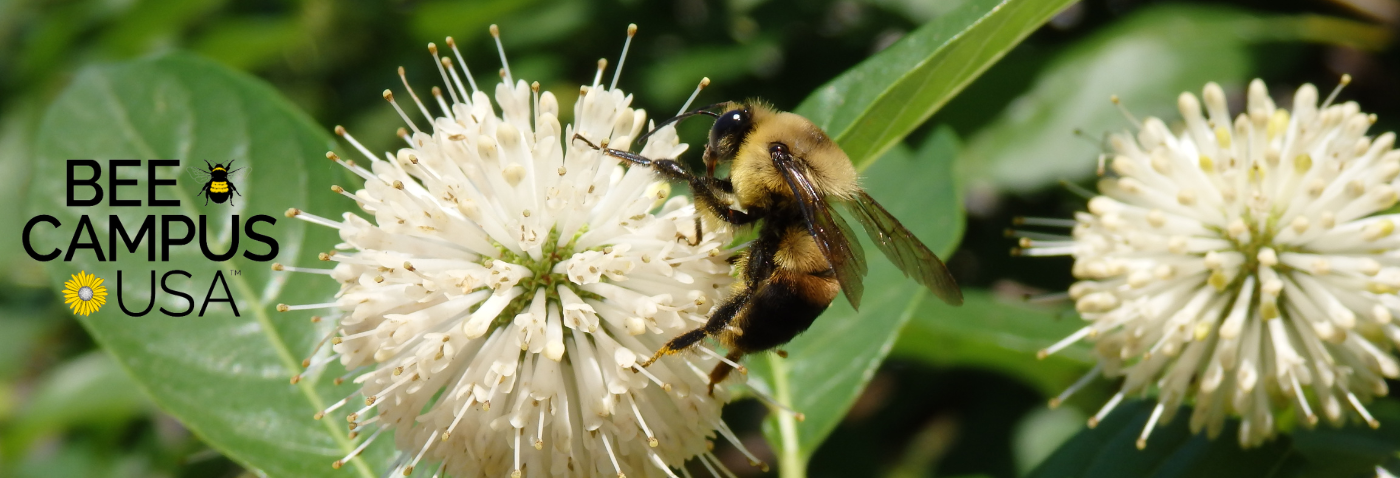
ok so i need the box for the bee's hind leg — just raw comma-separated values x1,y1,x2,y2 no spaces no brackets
687,217,703,246
707,350,746,395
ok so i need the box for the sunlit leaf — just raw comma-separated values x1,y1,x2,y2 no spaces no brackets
892,289,1092,397
796,0,1078,170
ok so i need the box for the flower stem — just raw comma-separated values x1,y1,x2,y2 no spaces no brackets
771,355,806,478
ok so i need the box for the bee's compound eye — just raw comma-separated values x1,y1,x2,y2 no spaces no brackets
710,109,751,141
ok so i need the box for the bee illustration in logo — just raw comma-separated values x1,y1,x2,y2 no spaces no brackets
189,160,247,206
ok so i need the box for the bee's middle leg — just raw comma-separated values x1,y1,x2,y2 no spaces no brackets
639,288,753,368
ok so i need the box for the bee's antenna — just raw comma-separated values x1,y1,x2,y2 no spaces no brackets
204,160,214,169
634,103,724,146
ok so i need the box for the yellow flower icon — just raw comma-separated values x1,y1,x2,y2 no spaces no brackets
63,271,107,316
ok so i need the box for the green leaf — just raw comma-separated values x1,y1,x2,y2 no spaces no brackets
751,128,964,474
891,289,1093,396
4,351,150,455
28,53,390,477
959,4,1392,193
1029,399,1400,478
192,16,301,71
795,0,1078,170
0,97,48,287
1013,406,1087,475
411,0,588,52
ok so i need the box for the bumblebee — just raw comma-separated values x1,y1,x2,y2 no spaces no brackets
189,160,246,206
575,100,962,391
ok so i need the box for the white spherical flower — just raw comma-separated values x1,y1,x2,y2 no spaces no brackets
1022,78,1400,448
277,24,765,477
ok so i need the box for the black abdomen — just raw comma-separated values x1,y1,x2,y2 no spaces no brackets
729,271,836,352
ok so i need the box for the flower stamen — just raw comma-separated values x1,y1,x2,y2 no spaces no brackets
489,24,512,84
445,36,480,94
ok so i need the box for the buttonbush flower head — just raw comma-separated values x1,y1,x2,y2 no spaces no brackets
276,24,764,477
1021,77,1400,448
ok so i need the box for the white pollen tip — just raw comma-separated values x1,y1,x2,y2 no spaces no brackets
490,24,500,37
628,24,638,36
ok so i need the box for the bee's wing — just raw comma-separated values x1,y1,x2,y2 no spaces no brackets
844,191,962,305
227,166,250,183
772,150,869,309
187,166,212,184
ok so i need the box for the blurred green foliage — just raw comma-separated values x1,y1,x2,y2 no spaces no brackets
3,0,1400,477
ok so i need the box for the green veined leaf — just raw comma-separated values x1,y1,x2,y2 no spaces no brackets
796,0,1079,171
892,289,1092,397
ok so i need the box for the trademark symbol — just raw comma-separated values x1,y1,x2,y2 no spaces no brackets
230,270,241,276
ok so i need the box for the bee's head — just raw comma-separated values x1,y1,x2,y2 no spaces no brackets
703,101,758,176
